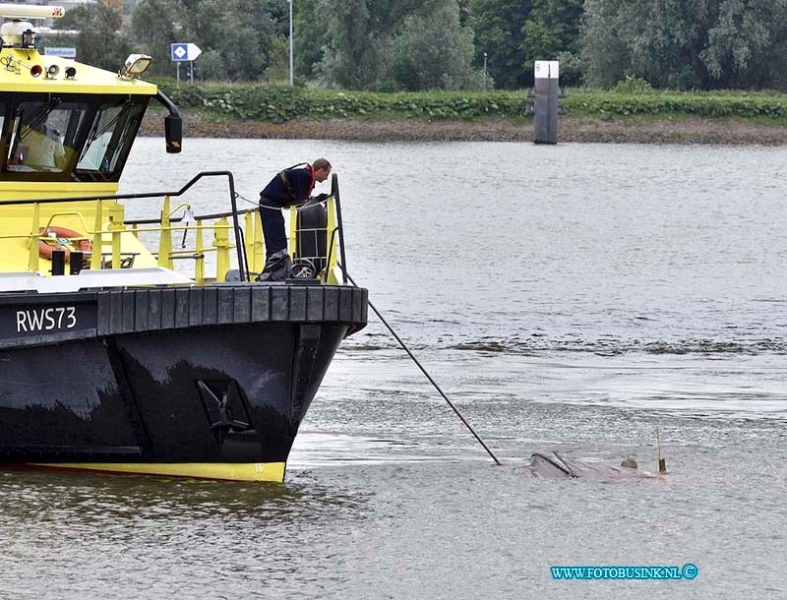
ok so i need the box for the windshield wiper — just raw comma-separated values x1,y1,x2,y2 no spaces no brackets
90,102,135,142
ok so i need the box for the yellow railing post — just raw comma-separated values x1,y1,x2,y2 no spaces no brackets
108,203,124,269
326,197,338,277
28,202,40,272
158,195,173,269
195,222,205,285
91,200,103,270
288,206,297,259
214,217,230,282
244,211,259,275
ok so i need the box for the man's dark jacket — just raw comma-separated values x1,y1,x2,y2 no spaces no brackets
260,165,315,207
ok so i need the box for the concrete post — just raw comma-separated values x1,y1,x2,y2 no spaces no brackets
533,60,560,144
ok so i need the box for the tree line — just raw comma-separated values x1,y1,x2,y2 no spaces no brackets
48,0,787,91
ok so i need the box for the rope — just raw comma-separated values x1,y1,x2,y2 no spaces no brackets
344,269,502,466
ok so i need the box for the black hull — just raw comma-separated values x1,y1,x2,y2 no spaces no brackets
0,283,367,481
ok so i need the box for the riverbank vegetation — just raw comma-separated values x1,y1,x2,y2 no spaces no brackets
138,81,787,145
50,0,787,94
153,79,787,124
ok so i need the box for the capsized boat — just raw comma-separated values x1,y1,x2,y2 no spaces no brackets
0,5,367,482
527,453,658,479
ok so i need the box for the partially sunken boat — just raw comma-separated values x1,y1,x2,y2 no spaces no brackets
0,5,367,481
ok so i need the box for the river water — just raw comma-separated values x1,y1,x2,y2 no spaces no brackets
2,139,786,599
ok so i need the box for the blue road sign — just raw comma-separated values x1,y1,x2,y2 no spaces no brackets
171,43,189,62
171,43,202,62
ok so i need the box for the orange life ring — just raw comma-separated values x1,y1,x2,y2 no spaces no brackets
38,226,92,263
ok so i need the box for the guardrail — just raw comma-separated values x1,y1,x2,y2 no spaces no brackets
0,171,349,285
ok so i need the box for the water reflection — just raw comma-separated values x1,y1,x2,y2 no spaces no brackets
0,469,373,599
0,468,370,524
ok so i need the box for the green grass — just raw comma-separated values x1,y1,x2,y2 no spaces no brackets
149,78,787,123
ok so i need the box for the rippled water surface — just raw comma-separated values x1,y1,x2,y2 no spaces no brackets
2,139,787,599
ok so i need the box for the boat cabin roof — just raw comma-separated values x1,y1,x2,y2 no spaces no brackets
0,48,157,96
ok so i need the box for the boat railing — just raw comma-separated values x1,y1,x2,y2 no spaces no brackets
2,170,349,285
125,202,259,285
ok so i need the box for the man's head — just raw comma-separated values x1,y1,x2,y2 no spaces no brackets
312,158,332,182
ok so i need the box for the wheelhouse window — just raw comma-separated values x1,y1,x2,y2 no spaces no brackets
5,100,86,174
76,101,147,178
0,93,150,182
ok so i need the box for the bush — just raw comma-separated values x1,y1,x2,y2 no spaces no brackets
148,80,787,122
613,77,654,94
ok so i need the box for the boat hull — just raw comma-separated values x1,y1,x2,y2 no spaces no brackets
22,462,287,482
0,283,367,482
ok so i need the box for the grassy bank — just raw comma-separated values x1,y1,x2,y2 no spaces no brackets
141,80,787,144
154,80,787,121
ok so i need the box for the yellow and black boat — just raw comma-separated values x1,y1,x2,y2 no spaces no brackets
0,5,367,482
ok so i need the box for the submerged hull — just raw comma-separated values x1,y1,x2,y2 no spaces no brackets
0,283,367,481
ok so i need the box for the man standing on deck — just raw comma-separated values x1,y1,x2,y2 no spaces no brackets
257,158,332,281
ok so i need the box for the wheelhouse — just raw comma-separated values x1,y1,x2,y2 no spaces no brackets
0,92,150,182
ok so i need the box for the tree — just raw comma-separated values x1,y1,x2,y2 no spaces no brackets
581,0,787,90
189,0,272,81
195,49,225,80
264,34,290,82
56,3,131,72
293,0,327,80
317,0,375,88
523,0,583,86
317,0,444,89
391,0,478,90
700,0,776,89
627,0,700,89
580,0,635,88
131,0,280,81
469,0,532,89
130,0,182,76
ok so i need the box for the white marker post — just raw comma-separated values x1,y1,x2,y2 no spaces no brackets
533,60,560,144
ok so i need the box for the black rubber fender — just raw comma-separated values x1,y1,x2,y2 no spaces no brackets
295,202,328,275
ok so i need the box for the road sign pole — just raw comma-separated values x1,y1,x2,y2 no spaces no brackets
289,0,293,86
189,61,194,84
176,62,180,85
